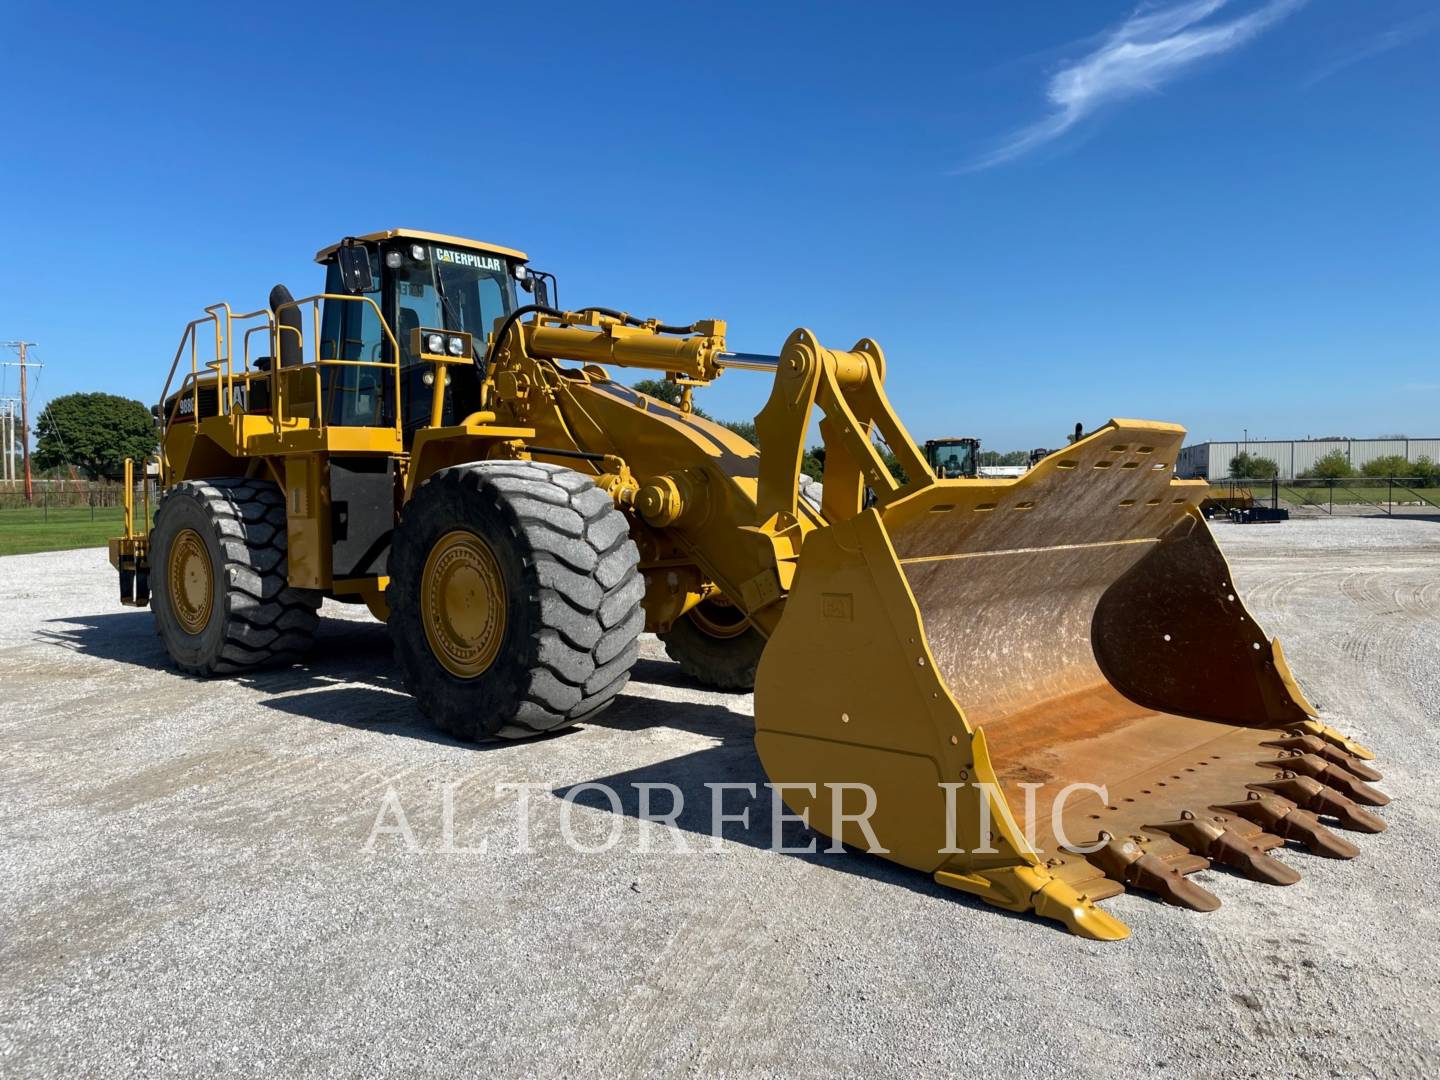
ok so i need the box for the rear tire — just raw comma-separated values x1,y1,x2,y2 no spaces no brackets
660,596,766,691
150,478,320,675
388,461,644,740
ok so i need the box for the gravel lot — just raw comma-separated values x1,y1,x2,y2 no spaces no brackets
2,517,1437,1078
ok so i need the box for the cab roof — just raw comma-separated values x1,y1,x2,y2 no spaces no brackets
314,228,528,264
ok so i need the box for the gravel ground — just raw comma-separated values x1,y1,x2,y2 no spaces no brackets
1,517,1437,1078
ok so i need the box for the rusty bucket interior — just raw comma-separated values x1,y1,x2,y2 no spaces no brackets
754,420,1385,939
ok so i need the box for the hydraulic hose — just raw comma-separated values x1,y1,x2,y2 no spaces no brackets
479,304,564,374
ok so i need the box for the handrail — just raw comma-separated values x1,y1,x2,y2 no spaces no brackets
157,293,406,441
121,455,158,541
273,293,404,438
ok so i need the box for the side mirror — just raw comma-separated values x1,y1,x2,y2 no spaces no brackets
337,242,375,294
517,266,557,309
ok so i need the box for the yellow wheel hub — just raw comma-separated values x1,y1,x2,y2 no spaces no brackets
689,596,750,640
422,530,507,679
168,528,214,635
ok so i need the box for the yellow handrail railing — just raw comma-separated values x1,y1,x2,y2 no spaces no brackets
156,293,406,445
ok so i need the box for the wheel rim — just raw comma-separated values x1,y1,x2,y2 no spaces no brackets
168,528,214,635
689,596,750,640
421,530,507,679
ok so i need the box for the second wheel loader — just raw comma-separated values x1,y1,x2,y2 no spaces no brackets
111,228,1386,939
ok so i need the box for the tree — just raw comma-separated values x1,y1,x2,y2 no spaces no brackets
35,393,156,480
1302,450,1355,480
1228,452,1279,479
1360,454,1413,479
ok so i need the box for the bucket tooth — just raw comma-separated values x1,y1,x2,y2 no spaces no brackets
934,865,1131,940
1255,776,1387,834
1088,836,1221,912
1151,812,1301,886
1218,793,1361,860
1261,752,1390,807
1170,852,1211,876
1289,722,1376,762
1264,735,1383,783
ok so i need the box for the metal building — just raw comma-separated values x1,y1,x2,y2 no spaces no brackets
1176,437,1440,479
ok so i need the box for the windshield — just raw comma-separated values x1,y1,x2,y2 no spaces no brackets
392,243,517,431
931,442,976,478
432,245,515,341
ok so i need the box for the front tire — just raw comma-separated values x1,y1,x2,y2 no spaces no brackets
150,478,320,674
388,461,644,740
659,596,766,691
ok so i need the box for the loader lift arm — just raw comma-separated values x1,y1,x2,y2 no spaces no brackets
486,311,935,636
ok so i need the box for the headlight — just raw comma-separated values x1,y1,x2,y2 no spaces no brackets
426,333,444,354
447,336,464,356
384,251,402,269
411,244,426,260
421,370,435,386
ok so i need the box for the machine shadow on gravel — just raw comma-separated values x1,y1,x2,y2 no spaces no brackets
36,611,464,741
38,612,743,748
553,715,1053,931
41,610,396,687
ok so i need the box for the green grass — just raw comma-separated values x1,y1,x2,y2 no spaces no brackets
0,506,133,556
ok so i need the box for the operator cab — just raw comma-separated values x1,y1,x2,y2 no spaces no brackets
312,229,540,433
924,437,979,479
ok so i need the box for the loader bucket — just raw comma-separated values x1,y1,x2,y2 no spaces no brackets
754,420,1385,939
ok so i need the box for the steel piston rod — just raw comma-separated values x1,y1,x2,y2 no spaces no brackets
715,351,781,371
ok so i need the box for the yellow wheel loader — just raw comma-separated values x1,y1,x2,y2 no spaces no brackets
110,228,1386,938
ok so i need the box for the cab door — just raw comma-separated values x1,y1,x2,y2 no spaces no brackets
318,254,387,427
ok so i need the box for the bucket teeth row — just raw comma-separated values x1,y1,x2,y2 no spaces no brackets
1088,836,1221,911
1261,751,1390,807
1217,793,1362,860
1254,774,1387,833
1073,742,1388,918
1265,734,1383,782
1150,811,1301,886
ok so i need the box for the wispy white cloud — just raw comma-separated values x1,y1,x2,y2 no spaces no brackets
959,0,1307,172
1303,11,1439,87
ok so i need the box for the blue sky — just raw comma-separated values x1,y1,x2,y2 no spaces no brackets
1,1,1435,450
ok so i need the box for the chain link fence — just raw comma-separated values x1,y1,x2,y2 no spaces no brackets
1208,477,1440,517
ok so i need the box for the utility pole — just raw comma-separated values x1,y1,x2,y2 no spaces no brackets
1,399,15,483
2,341,38,503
